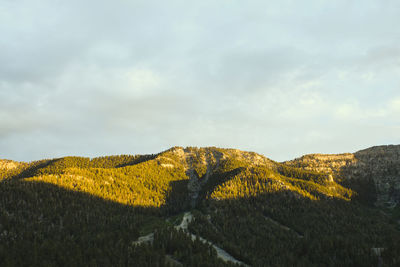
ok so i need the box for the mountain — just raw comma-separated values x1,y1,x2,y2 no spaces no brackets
285,145,400,207
1,146,399,266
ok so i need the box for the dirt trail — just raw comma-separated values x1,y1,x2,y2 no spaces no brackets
175,212,193,230
176,212,249,266
132,212,248,265
132,232,154,245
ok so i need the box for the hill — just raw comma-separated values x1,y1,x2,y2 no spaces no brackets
285,145,400,207
1,146,400,266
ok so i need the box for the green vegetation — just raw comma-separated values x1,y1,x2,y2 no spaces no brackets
1,147,399,266
192,166,398,266
276,164,329,185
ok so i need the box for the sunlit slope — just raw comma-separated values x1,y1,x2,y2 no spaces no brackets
3,153,189,211
2,146,356,209
193,148,355,202
25,161,188,209
209,166,353,201
0,159,27,179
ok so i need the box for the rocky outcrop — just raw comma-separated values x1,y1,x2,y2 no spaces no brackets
350,146,400,207
284,145,400,207
284,153,356,174
159,146,275,207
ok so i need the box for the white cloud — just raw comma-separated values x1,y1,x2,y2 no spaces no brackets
1,0,400,161
389,98,400,112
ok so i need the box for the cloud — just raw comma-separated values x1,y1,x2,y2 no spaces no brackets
1,0,400,161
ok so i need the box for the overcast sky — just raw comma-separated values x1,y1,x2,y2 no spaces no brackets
1,0,400,162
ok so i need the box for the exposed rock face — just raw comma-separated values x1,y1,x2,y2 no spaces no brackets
158,146,276,208
284,145,400,207
351,146,400,207
284,153,356,174
161,147,223,207
160,146,275,169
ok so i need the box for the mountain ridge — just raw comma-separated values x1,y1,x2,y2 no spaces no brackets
1,145,400,266
2,144,399,207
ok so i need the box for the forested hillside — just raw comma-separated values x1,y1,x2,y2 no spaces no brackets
1,146,399,266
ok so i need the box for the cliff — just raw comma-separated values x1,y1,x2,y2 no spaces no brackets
284,145,400,207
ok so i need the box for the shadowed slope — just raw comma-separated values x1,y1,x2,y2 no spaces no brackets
0,176,236,266
191,169,400,267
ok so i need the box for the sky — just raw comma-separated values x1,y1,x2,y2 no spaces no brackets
1,0,400,162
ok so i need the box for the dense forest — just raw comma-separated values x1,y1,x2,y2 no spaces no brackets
1,146,399,266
